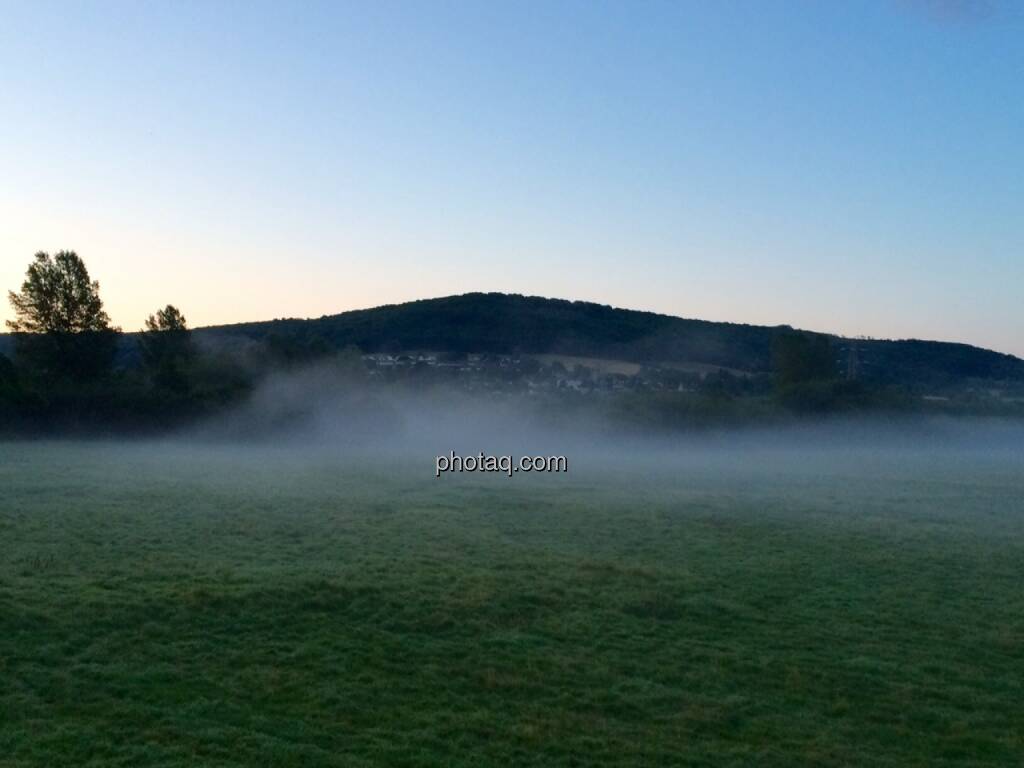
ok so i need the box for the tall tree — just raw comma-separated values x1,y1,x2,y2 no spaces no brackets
6,251,118,380
143,304,188,334
7,251,113,333
140,305,194,391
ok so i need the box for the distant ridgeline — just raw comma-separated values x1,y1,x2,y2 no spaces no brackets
1,292,1022,389
182,293,1022,390
2,293,1023,436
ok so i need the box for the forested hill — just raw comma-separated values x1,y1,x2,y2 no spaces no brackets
1,292,1020,389
199,293,783,371
191,293,1024,389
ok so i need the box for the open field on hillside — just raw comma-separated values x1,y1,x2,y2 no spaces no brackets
2,440,1023,766
532,354,753,379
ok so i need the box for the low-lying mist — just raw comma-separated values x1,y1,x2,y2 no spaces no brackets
170,361,1024,477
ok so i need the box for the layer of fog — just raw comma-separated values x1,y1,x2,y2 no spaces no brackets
173,361,1024,475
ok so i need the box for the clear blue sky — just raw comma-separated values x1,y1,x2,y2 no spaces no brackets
1,1,1021,355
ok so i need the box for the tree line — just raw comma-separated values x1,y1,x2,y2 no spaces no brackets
3,251,1015,435
1,251,249,433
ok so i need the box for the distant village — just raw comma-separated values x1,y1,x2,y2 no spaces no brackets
360,351,769,398
358,349,1024,405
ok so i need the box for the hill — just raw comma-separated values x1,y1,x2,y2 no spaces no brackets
2,292,1022,392
191,293,1024,391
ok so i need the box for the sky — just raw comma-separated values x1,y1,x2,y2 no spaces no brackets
1,0,1021,355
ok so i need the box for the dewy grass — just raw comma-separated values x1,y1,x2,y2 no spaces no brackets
1,440,1022,766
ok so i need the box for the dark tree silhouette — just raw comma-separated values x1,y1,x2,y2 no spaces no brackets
144,305,188,334
140,305,194,391
7,251,113,333
6,251,119,380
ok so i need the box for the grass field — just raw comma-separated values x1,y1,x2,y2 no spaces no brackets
2,439,1023,766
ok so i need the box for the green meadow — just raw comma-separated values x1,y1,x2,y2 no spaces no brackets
1,440,1022,766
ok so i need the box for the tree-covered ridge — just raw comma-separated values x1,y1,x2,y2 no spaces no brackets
2,291,1022,391
198,293,776,370
3,276,1024,436
194,292,1024,388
